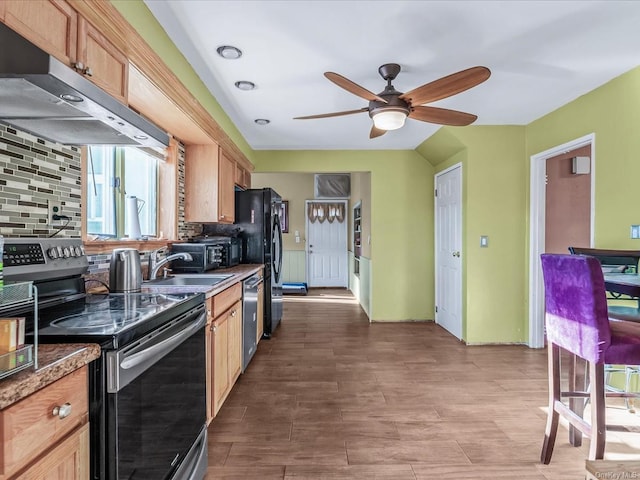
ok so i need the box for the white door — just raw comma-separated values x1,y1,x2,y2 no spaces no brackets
435,165,463,339
306,201,348,287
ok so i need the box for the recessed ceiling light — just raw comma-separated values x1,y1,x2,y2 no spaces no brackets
216,45,242,59
255,119,270,125
235,81,256,91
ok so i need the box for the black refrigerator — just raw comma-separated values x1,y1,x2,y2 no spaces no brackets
235,188,283,337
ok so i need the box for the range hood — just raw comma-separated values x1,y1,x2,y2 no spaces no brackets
0,23,169,148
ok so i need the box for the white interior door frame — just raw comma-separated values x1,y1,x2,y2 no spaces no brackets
434,162,463,339
528,133,596,348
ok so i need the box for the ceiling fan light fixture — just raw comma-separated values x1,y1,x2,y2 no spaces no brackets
216,45,242,59
255,119,270,125
372,109,408,131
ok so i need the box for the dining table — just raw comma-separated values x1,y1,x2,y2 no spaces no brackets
603,273,640,335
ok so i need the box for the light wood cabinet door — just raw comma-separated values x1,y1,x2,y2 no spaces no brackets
77,17,128,103
218,148,235,223
227,300,242,383
18,423,89,480
184,144,220,223
205,319,213,425
234,163,251,190
212,314,229,416
256,282,264,344
2,0,78,65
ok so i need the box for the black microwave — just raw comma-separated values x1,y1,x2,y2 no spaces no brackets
170,242,223,272
193,236,241,268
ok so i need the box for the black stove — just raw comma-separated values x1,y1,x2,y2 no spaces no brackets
3,238,208,480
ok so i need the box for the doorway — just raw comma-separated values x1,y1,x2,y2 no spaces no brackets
306,200,348,287
435,164,463,339
528,133,595,348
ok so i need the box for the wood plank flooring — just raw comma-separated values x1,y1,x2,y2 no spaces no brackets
206,289,640,479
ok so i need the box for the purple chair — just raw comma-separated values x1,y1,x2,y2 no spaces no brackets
540,254,640,463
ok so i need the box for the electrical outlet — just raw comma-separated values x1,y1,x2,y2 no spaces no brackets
48,201,62,224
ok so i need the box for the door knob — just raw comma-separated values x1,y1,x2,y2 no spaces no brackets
452,251,460,257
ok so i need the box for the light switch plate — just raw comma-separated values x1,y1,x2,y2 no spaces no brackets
480,235,489,248
631,225,640,239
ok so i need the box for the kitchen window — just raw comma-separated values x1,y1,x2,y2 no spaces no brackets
86,146,160,238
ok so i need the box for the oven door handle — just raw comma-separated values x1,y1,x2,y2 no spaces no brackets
121,312,206,371
107,306,206,393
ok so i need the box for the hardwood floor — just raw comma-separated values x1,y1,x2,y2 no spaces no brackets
206,289,640,479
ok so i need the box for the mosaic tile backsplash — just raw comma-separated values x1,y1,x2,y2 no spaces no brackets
0,124,81,238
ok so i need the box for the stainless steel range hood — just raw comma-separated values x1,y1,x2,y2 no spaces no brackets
0,23,169,148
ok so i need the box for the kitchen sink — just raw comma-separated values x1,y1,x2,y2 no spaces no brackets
144,273,233,287
143,274,233,287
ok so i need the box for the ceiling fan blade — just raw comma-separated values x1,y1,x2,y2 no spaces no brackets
399,66,491,106
294,107,369,120
370,126,386,139
325,72,388,103
409,106,478,126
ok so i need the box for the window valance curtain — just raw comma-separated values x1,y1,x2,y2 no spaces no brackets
307,202,345,224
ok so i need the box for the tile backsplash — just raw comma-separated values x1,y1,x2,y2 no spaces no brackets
0,124,81,237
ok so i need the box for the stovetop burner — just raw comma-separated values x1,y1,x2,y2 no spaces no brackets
37,291,204,347
50,310,146,330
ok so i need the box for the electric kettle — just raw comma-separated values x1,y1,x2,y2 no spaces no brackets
109,248,142,293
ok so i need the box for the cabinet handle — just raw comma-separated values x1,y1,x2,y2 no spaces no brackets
72,62,84,72
212,325,217,333
219,215,226,219
83,66,93,77
52,403,72,419
230,310,237,317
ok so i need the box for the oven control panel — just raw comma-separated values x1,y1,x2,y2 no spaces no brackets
3,238,88,282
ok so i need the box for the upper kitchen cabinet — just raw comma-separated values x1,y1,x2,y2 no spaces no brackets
76,17,128,102
1,0,128,103
185,144,235,224
218,148,235,223
235,163,251,190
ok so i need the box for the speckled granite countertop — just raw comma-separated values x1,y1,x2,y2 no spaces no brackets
142,264,264,298
0,344,101,410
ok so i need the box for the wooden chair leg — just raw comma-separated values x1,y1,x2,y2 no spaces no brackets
569,353,586,447
589,362,606,460
542,343,561,464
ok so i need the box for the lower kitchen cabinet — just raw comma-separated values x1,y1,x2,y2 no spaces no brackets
0,366,89,480
206,283,243,423
19,423,89,480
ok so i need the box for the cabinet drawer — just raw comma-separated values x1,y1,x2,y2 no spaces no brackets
0,367,88,478
211,283,241,319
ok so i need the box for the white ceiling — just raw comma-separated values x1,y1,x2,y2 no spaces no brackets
145,0,640,151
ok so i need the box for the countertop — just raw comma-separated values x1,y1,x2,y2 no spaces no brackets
142,264,264,298
0,343,101,410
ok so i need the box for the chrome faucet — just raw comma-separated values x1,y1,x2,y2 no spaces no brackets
148,248,193,280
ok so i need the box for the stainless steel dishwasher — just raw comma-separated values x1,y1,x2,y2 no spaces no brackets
242,273,263,372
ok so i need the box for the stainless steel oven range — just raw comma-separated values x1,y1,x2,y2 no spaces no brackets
4,238,208,480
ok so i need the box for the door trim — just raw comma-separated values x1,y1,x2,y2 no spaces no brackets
305,199,349,287
434,162,463,339
528,133,595,348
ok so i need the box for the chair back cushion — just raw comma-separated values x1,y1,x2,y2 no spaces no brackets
541,254,611,363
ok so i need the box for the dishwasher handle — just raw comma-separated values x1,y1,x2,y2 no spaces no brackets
244,275,263,289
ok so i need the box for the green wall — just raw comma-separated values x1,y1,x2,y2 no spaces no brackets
418,126,527,343
527,66,640,249
253,150,435,321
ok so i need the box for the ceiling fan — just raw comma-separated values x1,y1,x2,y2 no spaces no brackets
294,64,491,138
